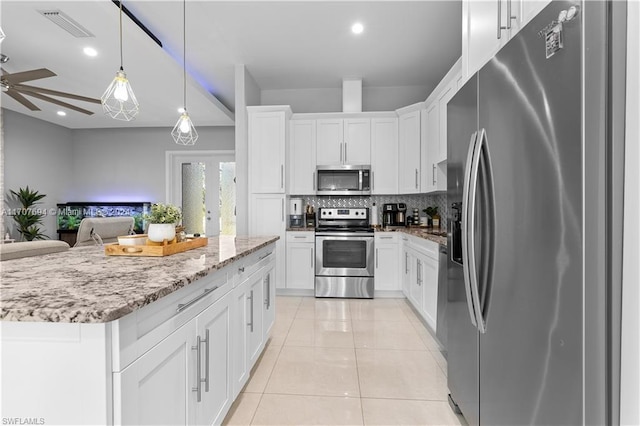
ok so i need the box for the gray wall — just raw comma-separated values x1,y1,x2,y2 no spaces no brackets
2,109,234,240
71,126,234,202
261,85,430,113
3,109,74,240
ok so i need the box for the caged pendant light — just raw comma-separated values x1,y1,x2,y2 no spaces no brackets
0,26,6,44
101,0,139,121
171,0,198,145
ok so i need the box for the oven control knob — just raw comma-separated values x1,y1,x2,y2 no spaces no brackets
355,212,359,215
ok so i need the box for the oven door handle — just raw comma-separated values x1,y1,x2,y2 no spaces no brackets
315,232,374,238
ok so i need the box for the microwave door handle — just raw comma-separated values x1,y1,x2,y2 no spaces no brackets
313,172,316,190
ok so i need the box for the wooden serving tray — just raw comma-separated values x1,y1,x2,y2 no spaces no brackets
105,237,208,257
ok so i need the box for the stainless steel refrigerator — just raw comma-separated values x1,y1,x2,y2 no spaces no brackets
446,1,626,425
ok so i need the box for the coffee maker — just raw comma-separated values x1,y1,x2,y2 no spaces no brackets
382,203,398,226
396,203,407,226
289,198,304,228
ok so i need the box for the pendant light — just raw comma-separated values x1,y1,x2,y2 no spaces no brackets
101,0,139,121
172,0,198,145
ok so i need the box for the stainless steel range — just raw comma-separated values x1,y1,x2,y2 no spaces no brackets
315,207,374,298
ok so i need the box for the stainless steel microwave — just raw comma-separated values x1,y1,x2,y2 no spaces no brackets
316,165,371,196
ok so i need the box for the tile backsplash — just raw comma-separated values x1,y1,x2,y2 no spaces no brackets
291,193,448,230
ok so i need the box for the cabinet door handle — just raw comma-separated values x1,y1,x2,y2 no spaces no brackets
313,172,316,190
177,286,218,313
372,170,375,191
294,235,307,239
264,274,271,309
259,251,273,260
405,252,409,274
192,335,203,402
310,248,314,268
497,0,509,39
375,248,379,269
417,259,422,285
281,165,284,189
507,0,516,29
433,164,437,185
247,290,254,332
415,169,419,189
340,142,343,163
344,142,348,163
379,236,393,240
238,266,245,273
282,198,285,222
203,329,210,392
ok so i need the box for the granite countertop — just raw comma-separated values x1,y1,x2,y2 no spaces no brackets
375,227,448,246
0,236,279,324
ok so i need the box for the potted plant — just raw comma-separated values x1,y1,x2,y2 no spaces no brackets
423,206,438,228
9,186,48,241
143,203,182,243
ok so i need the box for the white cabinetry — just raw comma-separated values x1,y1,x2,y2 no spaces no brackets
249,194,286,289
401,234,440,333
231,277,250,399
374,232,401,292
316,118,371,166
262,254,276,337
116,283,233,426
463,0,551,78
286,232,315,291
289,119,316,195
248,108,291,194
246,270,265,366
371,117,399,195
422,60,461,193
397,106,423,194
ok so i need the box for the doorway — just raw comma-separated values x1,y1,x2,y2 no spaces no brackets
166,151,235,236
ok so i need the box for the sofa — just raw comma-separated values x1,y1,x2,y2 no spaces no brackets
0,240,70,261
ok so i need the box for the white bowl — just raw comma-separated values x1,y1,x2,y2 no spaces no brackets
118,234,148,246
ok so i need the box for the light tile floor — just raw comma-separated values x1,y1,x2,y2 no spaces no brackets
223,296,468,426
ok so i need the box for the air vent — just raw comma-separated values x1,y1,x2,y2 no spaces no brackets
38,10,94,38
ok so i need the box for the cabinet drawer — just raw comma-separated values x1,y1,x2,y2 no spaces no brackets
286,231,315,243
375,232,399,243
112,268,231,372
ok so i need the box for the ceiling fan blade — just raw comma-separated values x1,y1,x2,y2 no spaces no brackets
2,68,56,84
16,84,101,105
20,90,95,115
5,89,41,111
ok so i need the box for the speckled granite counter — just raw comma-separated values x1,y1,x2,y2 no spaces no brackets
376,227,448,246
0,235,278,323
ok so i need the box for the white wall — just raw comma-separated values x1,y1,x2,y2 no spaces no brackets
3,109,74,240
234,64,261,236
71,126,234,203
261,85,430,113
620,0,639,423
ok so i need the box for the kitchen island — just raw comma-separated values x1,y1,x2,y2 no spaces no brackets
0,235,278,425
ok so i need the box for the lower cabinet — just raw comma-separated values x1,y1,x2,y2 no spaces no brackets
117,291,232,426
374,233,401,292
114,244,277,426
286,231,315,290
401,235,440,333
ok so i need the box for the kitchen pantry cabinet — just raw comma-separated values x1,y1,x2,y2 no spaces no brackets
397,105,423,194
462,0,551,78
371,117,399,195
316,118,371,166
289,119,317,195
286,231,315,291
374,232,401,292
248,107,292,194
249,194,286,289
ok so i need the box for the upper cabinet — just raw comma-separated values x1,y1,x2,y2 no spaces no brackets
371,117,399,195
463,0,551,78
397,106,423,194
316,118,371,166
289,119,317,195
248,106,292,194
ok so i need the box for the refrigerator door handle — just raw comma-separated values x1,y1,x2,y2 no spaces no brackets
467,128,496,334
461,131,479,328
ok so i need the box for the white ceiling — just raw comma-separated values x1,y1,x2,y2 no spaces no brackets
0,0,461,129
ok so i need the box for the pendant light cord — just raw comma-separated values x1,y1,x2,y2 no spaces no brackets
183,0,187,110
119,0,124,70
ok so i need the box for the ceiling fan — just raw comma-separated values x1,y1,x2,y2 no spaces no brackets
1,68,101,115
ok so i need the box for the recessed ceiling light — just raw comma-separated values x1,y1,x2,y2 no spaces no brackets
83,47,97,57
351,22,364,35
57,111,67,116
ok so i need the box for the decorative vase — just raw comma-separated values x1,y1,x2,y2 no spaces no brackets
147,223,176,243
